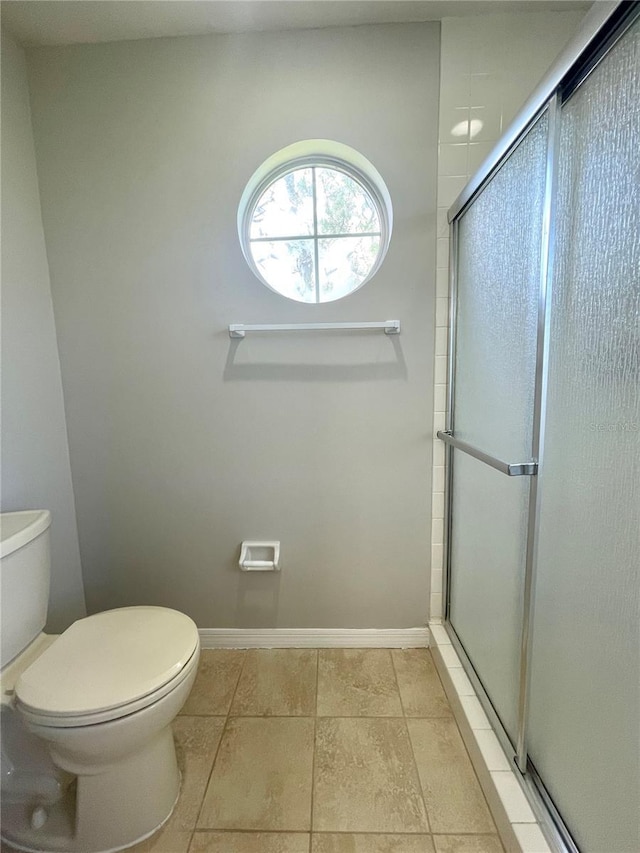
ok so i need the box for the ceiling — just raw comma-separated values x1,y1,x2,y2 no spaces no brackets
1,0,590,47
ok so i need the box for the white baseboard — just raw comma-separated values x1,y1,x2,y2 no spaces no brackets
198,627,430,649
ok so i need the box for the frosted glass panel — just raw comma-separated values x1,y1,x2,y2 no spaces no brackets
449,115,548,741
455,114,547,460
528,20,640,853
449,452,530,740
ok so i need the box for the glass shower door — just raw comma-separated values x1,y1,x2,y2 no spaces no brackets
446,114,549,743
444,10,639,849
526,19,640,853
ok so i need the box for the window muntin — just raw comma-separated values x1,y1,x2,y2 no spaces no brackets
239,145,391,304
250,168,315,240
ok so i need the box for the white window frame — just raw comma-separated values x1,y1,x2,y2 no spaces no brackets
237,140,393,303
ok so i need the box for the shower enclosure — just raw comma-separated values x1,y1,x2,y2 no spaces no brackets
438,4,639,852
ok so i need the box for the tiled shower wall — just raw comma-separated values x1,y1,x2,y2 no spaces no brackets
430,11,586,621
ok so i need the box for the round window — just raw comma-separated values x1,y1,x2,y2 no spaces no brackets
238,141,392,303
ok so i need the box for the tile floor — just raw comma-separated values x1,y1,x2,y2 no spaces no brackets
130,648,503,853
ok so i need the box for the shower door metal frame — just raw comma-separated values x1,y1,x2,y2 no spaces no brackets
439,2,640,851
440,96,554,768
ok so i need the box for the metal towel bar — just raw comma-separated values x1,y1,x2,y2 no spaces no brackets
229,321,400,338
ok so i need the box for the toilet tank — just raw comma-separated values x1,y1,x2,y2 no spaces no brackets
0,511,52,668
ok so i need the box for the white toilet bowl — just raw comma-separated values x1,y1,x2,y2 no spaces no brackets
3,607,200,853
0,508,201,853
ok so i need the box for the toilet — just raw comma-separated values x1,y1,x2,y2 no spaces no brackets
0,510,201,853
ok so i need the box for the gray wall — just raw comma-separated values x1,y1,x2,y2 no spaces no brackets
1,30,86,632
26,23,438,628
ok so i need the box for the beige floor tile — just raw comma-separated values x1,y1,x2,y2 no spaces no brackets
313,717,429,833
317,649,403,716
168,717,226,831
198,717,314,831
407,719,495,834
129,825,192,853
312,834,435,852
230,649,317,716
189,832,310,852
180,650,245,715
392,649,452,717
433,836,503,853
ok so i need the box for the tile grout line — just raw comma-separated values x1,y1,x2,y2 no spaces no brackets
187,829,344,835
430,647,504,849
389,649,433,836
226,648,251,718
192,650,248,832
190,828,501,836
309,649,320,853
180,712,454,719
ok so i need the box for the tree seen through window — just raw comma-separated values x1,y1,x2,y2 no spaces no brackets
249,165,382,303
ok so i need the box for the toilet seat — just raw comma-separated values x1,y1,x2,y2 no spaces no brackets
15,606,199,728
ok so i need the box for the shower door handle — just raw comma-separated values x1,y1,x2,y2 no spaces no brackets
437,431,538,477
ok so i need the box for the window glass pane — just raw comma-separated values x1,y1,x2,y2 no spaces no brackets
250,168,314,239
240,146,391,302
318,236,379,302
316,168,380,236
250,239,316,303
